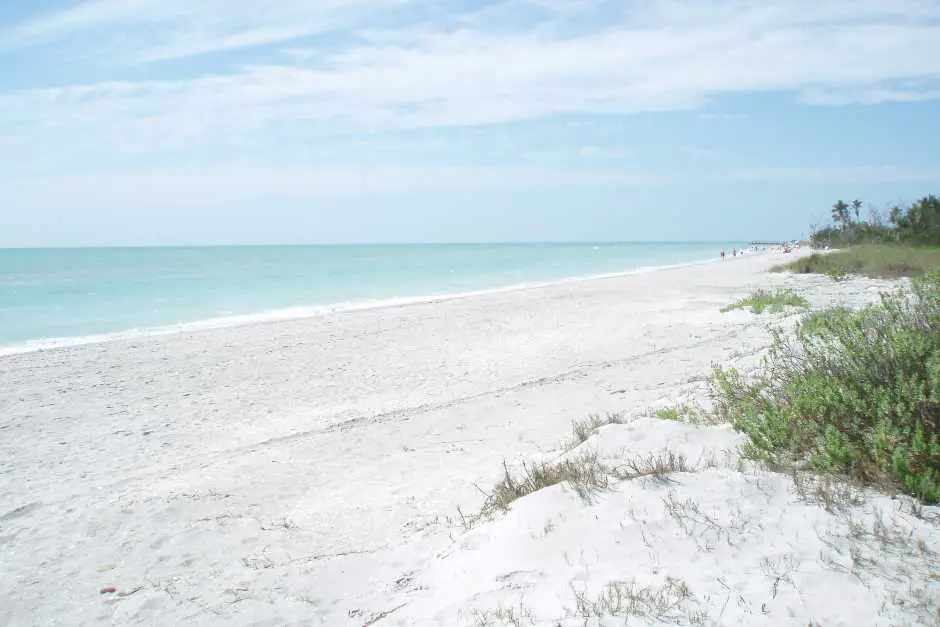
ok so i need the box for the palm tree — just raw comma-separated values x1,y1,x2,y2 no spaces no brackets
832,200,850,229
851,199,863,224
888,205,903,226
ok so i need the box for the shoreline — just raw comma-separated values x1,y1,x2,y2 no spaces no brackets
7,247,919,626
0,249,757,358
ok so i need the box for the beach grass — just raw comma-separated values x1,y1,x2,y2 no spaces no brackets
466,450,695,527
775,245,940,279
652,403,718,425
721,289,809,314
471,454,610,523
569,412,627,447
572,578,703,624
711,272,940,503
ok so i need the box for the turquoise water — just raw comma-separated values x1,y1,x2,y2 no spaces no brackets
0,243,741,354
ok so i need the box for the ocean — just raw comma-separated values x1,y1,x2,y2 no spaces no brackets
0,243,743,354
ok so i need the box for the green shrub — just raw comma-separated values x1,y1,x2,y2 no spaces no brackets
721,289,809,314
711,273,940,503
775,245,940,279
652,403,716,425
654,406,684,421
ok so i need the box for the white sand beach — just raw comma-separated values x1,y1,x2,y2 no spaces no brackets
1,251,937,626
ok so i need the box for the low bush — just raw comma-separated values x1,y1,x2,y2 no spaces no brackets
721,289,809,314
776,245,940,279
653,403,717,425
711,273,940,503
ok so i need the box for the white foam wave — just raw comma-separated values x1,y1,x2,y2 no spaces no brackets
0,254,723,357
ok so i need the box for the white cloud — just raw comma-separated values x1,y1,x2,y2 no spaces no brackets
800,86,940,106
0,0,414,61
0,0,939,171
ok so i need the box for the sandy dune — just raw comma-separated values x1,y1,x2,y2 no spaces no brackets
1,252,936,625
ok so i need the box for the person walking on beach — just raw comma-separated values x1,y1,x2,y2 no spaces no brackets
721,250,725,260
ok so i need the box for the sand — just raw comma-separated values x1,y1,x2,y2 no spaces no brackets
1,251,937,626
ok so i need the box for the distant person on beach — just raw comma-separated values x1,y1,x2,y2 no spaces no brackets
721,250,725,260
733,249,737,257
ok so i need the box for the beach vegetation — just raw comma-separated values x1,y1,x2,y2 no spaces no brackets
654,406,689,421
721,289,809,314
472,578,707,625
464,450,695,527
470,602,537,627
811,194,940,249
778,245,940,280
613,450,693,480
784,194,940,279
653,403,716,425
569,412,627,447
572,578,706,624
465,454,610,526
711,272,940,503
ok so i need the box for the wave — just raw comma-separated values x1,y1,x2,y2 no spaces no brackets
0,254,724,358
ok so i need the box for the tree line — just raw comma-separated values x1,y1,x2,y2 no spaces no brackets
812,194,940,248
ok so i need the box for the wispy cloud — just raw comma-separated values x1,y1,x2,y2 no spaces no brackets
0,0,939,201
1,0,939,146
0,0,415,61
801,85,940,106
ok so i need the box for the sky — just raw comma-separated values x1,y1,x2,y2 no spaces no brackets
1,0,939,246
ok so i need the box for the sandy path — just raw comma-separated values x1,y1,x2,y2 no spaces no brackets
0,251,900,625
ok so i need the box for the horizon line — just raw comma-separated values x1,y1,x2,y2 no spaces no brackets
0,239,781,251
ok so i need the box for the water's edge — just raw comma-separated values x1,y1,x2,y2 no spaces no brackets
0,253,729,357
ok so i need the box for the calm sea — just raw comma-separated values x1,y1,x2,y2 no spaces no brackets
0,243,743,354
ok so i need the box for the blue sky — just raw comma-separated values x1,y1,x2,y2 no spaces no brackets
1,0,939,246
